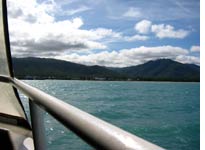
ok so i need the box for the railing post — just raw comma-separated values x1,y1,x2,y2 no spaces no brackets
29,100,47,150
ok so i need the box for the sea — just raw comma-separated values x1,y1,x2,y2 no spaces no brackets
19,80,200,150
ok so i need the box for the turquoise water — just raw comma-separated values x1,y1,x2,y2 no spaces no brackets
19,80,200,150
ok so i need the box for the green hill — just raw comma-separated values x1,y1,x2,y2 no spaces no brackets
113,59,200,81
12,57,200,81
12,57,124,80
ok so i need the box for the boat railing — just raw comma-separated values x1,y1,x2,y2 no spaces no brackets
0,75,165,150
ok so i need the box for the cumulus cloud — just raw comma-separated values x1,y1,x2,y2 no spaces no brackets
7,0,56,23
151,24,189,39
89,28,122,40
55,45,189,67
190,45,200,52
135,20,152,34
123,7,142,18
134,20,189,39
9,15,107,55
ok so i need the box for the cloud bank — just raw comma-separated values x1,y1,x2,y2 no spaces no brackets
55,45,199,67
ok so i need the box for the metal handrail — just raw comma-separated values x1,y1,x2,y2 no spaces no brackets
0,75,165,150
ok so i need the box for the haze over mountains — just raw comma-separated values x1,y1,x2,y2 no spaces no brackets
12,57,200,82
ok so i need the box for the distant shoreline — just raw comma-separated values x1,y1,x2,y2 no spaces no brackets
13,57,200,82
18,76,200,82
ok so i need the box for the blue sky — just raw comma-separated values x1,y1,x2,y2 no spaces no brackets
7,0,200,67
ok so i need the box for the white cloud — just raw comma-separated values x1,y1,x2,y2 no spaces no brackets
90,28,149,42
89,28,122,40
9,16,109,55
134,20,152,34
123,7,141,18
134,20,190,39
151,24,189,39
175,55,200,65
124,35,149,41
7,0,56,24
190,45,200,52
55,45,189,67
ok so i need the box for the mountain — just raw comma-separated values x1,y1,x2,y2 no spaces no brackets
12,57,124,80
112,59,200,81
12,57,200,81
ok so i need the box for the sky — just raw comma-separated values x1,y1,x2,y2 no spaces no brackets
7,0,200,67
